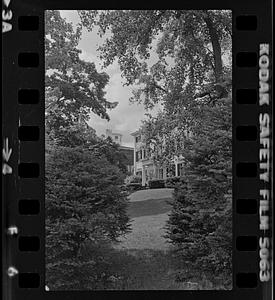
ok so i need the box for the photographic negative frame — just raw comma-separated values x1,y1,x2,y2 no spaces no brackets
2,0,273,300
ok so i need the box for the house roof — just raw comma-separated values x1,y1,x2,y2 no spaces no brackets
119,145,134,151
131,129,142,136
106,129,122,136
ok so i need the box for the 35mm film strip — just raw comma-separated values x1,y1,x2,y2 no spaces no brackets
2,1,273,300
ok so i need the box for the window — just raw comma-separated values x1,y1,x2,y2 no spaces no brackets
148,169,154,180
135,136,141,143
177,163,184,176
115,136,118,140
136,171,142,177
136,151,142,161
143,149,146,159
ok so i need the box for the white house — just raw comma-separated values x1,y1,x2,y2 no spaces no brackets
131,129,186,186
106,128,123,145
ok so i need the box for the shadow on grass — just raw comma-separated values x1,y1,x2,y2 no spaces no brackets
127,198,172,218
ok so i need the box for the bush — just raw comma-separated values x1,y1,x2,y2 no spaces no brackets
45,144,131,290
46,240,125,290
165,176,185,188
125,182,142,192
148,179,165,189
125,174,142,185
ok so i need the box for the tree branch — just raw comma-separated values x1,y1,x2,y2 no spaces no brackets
202,11,223,83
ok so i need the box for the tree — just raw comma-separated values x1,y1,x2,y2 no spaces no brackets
45,11,132,289
45,10,118,138
77,10,233,287
165,95,232,285
79,9,232,162
89,136,129,174
79,10,231,111
141,111,187,167
46,144,131,289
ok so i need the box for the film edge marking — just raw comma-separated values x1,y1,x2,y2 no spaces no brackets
2,137,13,175
2,0,13,33
258,43,271,283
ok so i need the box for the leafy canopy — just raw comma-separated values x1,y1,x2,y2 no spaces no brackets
45,10,118,136
79,10,231,111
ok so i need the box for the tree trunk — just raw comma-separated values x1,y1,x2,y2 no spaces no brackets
203,12,223,83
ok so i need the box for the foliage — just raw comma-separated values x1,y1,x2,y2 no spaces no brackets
165,95,232,280
165,176,185,188
48,245,230,290
141,112,187,166
125,183,143,192
79,10,231,110
90,136,129,174
45,143,131,289
125,174,142,184
45,10,118,138
125,174,143,193
45,11,135,290
79,10,231,167
46,121,129,174
79,11,232,283
148,179,165,189
45,9,233,289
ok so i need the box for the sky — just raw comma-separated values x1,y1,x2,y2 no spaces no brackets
59,10,161,148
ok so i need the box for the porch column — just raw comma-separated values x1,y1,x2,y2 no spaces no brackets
175,162,178,177
153,165,157,179
142,165,146,186
133,138,136,175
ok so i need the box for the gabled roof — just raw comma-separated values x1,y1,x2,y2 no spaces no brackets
119,145,134,151
131,129,142,136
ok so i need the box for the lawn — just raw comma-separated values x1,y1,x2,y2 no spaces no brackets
129,188,174,202
106,248,229,290
111,188,231,290
106,248,196,290
115,188,174,251
127,197,172,218
116,213,171,250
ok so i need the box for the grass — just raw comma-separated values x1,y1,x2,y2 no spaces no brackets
108,248,183,290
111,188,232,290
116,189,173,250
127,197,172,218
103,248,231,290
129,188,174,202
115,213,171,250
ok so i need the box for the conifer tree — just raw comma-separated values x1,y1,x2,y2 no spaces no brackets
166,95,232,283
46,143,131,289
